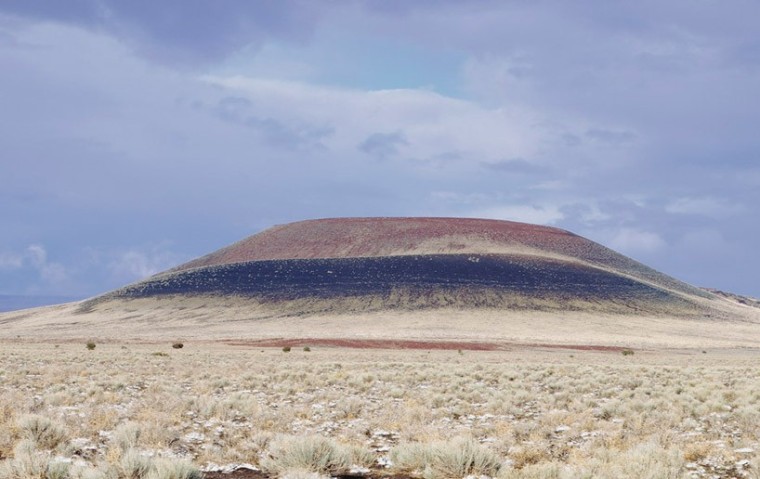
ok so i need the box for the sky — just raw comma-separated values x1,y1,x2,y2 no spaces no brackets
1,0,759,305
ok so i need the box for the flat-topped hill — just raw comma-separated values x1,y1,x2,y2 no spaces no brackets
167,217,706,299
1,217,758,347
86,216,735,322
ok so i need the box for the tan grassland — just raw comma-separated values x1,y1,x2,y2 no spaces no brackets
2,294,760,349
1,342,760,479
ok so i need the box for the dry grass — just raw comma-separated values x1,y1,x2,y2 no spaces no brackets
0,343,759,478
3,295,760,350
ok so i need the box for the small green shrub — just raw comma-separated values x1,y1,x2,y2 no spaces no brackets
303,346,311,352
282,346,291,353
621,349,634,356
152,352,169,357
172,343,184,349
86,341,96,350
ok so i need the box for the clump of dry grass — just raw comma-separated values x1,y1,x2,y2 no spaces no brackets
112,449,153,479
0,440,69,479
390,437,501,478
111,423,142,453
147,459,201,479
17,416,67,451
261,435,373,476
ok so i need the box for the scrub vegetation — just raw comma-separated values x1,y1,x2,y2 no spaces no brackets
0,343,758,479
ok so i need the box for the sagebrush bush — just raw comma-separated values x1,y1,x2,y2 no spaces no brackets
344,445,375,469
0,439,70,479
171,343,183,349
114,449,153,479
262,435,351,475
389,442,433,474
86,341,96,350
147,459,202,479
391,437,501,479
111,422,141,452
426,437,502,478
18,415,67,450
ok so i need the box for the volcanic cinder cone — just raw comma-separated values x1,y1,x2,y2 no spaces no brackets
2,217,759,347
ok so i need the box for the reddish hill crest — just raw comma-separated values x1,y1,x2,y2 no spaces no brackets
169,217,706,300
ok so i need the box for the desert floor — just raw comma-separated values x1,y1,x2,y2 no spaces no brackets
1,341,759,479
4,297,760,350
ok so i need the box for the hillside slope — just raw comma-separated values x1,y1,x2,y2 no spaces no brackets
169,217,708,300
1,217,759,347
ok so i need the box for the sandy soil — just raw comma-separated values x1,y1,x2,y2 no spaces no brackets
2,294,760,349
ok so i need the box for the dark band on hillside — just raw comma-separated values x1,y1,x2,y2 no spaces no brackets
107,254,679,305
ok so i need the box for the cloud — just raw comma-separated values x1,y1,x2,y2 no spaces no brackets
210,96,334,149
108,247,181,283
0,1,322,66
0,241,184,296
585,128,637,146
0,252,23,269
678,229,727,253
665,197,745,218
467,204,565,225
0,244,67,290
1,2,760,298
358,131,409,161
560,201,611,224
480,158,546,176
25,244,67,284
201,75,542,168
608,228,666,255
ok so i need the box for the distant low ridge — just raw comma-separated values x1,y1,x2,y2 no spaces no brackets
2,217,759,347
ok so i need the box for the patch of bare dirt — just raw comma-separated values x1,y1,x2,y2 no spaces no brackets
224,338,629,352
224,337,505,350
203,471,413,479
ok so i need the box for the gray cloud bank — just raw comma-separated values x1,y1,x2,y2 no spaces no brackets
1,1,759,300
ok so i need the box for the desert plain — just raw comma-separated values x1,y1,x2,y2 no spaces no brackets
2,337,760,479
3,218,760,479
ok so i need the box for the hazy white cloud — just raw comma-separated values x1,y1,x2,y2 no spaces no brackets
25,244,47,269
665,197,745,218
202,75,543,166
467,204,565,225
359,131,409,161
26,244,68,284
429,191,490,205
678,229,727,253
462,54,535,106
0,245,68,288
608,228,666,255
0,252,23,270
107,246,185,284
